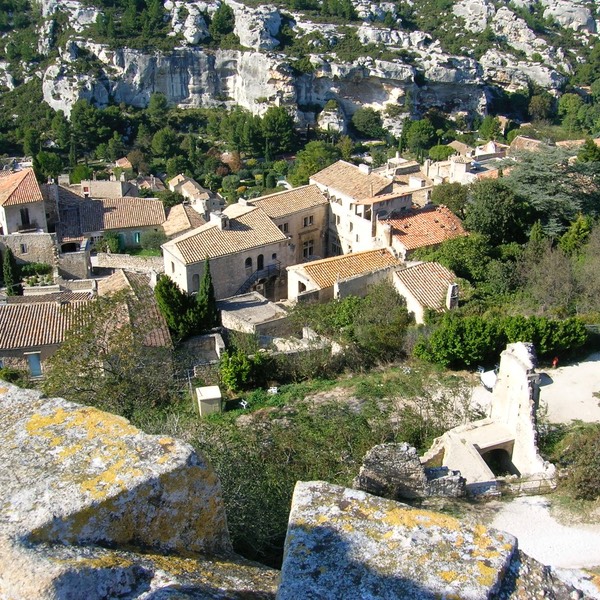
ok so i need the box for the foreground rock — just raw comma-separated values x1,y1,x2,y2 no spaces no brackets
278,481,590,599
354,442,466,499
0,382,278,599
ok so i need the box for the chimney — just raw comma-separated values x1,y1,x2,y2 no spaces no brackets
446,283,459,310
209,211,230,230
358,163,371,175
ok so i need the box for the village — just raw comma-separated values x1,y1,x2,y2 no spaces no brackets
0,134,551,378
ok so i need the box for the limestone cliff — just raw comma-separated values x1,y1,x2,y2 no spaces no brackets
21,0,589,120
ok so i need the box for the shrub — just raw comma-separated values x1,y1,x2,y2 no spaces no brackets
556,424,600,500
140,230,167,251
20,262,52,276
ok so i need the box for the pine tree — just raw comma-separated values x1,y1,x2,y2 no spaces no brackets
197,257,219,330
3,248,21,296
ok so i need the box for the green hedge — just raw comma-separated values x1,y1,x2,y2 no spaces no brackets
414,314,588,369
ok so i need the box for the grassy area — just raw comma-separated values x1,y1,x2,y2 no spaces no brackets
126,248,162,257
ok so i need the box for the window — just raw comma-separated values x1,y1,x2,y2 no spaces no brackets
331,240,342,256
192,273,200,292
302,240,314,259
134,232,141,245
20,207,30,226
335,215,341,225
271,253,277,260
20,244,28,254
245,257,253,270
349,222,354,232
257,254,264,270
171,262,175,273
278,222,289,234
303,215,314,227
26,353,42,377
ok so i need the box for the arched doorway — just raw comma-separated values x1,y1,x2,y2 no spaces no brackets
257,254,264,271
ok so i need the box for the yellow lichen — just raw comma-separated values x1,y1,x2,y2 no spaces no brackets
0,386,8,394
382,507,460,532
476,561,497,587
440,570,458,583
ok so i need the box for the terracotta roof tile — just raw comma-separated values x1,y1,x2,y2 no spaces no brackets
75,197,166,234
384,206,467,251
290,248,400,289
248,185,328,218
164,205,287,265
0,300,90,350
509,136,546,153
7,292,93,304
310,160,392,200
395,262,456,311
0,168,43,207
163,204,206,237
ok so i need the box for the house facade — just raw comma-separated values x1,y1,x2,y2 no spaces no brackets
0,169,48,235
287,248,401,303
246,185,329,263
309,160,427,256
162,204,292,300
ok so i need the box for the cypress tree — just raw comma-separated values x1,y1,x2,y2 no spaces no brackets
154,274,192,338
197,257,219,330
3,248,21,296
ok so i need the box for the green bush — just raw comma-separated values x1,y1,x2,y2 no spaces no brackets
20,262,52,276
414,314,588,369
556,424,600,500
140,230,167,251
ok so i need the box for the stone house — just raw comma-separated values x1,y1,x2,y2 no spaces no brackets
376,205,467,260
58,196,167,250
310,161,398,255
0,168,48,235
168,174,223,218
246,185,329,263
0,293,92,377
392,262,458,324
287,248,400,303
162,204,292,300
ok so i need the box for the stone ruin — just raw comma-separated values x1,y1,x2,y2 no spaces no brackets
421,342,556,496
0,381,591,599
353,442,466,500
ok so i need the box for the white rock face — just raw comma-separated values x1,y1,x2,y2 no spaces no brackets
492,7,548,57
0,61,15,90
480,48,566,91
543,0,596,33
317,102,347,134
225,0,282,51
36,0,99,30
357,25,432,50
42,41,296,117
452,0,495,33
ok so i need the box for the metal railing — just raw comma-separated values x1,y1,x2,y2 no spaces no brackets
235,260,281,295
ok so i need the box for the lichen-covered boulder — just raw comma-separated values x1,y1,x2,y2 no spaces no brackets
278,481,517,599
0,382,256,598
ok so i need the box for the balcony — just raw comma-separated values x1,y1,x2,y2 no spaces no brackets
17,221,41,233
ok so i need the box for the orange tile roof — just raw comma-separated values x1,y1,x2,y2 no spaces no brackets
78,197,166,233
0,300,90,350
0,168,43,207
163,203,206,237
384,206,467,251
290,248,400,289
509,136,546,153
310,160,392,200
248,185,328,218
7,291,93,304
395,262,456,311
97,270,172,348
163,205,287,265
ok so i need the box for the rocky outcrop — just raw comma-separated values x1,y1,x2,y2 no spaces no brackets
480,48,566,91
226,0,282,51
278,481,588,599
317,101,347,134
452,0,496,33
354,442,466,499
541,0,596,33
0,382,281,598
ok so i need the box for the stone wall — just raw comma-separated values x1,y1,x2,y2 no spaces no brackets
57,250,90,279
0,233,57,266
95,252,164,273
